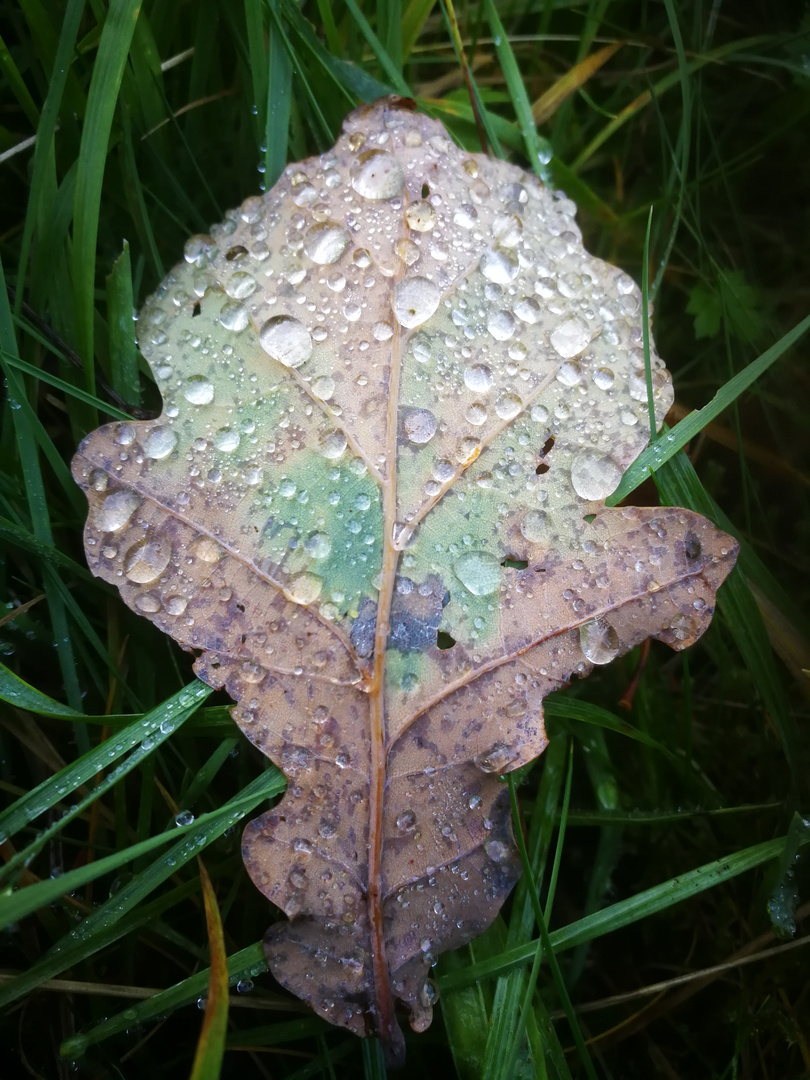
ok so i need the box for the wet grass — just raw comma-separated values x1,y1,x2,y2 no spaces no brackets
1,2,809,1078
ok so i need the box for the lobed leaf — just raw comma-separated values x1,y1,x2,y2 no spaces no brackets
71,99,737,1064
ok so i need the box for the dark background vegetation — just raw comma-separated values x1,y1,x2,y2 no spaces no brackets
0,2,808,1078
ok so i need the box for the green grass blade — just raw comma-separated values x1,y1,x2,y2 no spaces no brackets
482,0,553,180
0,660,84,718
264,2,293,190
72,0,141,386
439,835,807,990
341,0,410,95
608,309,810,505
0,681,210,851
105,241,140,406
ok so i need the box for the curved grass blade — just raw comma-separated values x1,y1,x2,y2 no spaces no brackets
0,659,83,719
190,860,229,1080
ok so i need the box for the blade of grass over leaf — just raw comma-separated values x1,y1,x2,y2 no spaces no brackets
440,834,808,990
264,2,294,190
608,309,810,504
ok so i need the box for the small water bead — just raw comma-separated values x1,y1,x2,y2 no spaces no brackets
89,468,108,492
454,551,501,596
494,393,522,421
486,839,509,862
550,315,591,358
487,310,515,341
520,510,548,542
468,794,482,810
455,437,479,463
432,460,455,483
514,297,541,324
402,408,437,444
175,810,195,827
318,818,337,839
124,538,172,584
320,430,348,459
134,592,162,614
475,743,516,773
530,404,549,424
326,272,346,292
311,375,335,401
287,572,323,605
115,423,136,446
579,617,620,664
213,427,240,453
492,213,522,248
397,810,417,832
404,201,436,232
465,403,487,426
372,321,394,342
165,596,188,616
556,361,583,387
393,277,441,329
454,204,478,229
219,300,249,332
570,449,623,501
143,426,177,460
303,222,351,264
193,537,222,563
259,315,313,368
225,271,257,299
354,493,371,511
593,367,615,390
463,364,493,393
350,149,406,200
342,301,361,322
96,489,142,532
480,248,519,285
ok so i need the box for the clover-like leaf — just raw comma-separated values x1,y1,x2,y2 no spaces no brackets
72,98,738,1064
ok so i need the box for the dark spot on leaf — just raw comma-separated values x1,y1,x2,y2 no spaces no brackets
389,575,446,653
536,435,555,474
236,602,245,612
684,532,702,561
436,631,456,650
421,183,430,198
192,301,201,317
535,462,549,475
350,598,377,658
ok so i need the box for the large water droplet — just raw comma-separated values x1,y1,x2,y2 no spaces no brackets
550,316,591,358
464,364,493,393
396,810,416,832
465,402,487,426
320,430,348,459
402,408,437,444
213,427,240,453
143,426,177,460
404,201,436,232
96,489,142,532
304,533,332,560
454,551,501,596
350,149,406,200
520,510,547,542
475,743,515,773
304,222,351,264
225,271,257,299
287,573,323,605
183,376,215,405
480,248,519,284
579,617,620,664
393,277,441,329
570,449,622,500
219,301,249,332
312,375,335,401
259,315,313,368
495,393,522,421
124,538,172,584
487,309,515,341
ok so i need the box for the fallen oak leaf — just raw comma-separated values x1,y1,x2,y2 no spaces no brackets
72,97,738,1066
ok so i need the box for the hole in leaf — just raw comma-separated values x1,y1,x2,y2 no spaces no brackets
421,183,430,198
226,245,248,261
536,435,555,474
436,631,456,650
192,301,201,317
502,557,529,570
583,514,596,524
236,602,246,612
